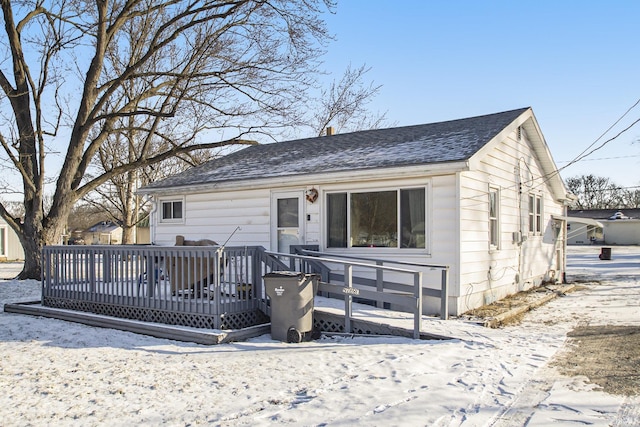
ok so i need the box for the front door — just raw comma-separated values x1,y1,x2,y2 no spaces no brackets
271,191,304,253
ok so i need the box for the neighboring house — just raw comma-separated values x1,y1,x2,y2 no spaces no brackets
139,107,573,316
0,217,24,261
567,209,640,245
135,216,151,244
83,221,123,245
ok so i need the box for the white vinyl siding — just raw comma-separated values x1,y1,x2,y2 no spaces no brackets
0,218,24,260
153,190,271,247
458,124,565,313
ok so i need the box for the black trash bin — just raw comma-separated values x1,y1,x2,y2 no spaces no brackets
263,271,318,343
599,247,612,260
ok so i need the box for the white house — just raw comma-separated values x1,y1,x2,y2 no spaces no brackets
140,107,573,316
0,216,24,261
83,221,124,245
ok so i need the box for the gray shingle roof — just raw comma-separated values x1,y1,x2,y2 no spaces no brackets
568,209,640,220
142,107,529,191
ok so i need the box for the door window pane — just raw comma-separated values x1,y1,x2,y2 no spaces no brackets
277,198,298,227
278,229,300,253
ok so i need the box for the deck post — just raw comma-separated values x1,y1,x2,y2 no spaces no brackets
376,261,384,308
344,264,353,334
414,272,422,339
440,268,449,320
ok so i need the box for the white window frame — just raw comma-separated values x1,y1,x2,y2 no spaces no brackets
325,185,428,251
528,194,542,235
159,197,185,224
489,187,500,249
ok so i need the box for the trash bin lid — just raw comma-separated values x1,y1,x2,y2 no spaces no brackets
263,271,304,279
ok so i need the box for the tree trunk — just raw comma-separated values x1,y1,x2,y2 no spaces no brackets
17,234,43,280
122,224,135,245
16,214,45,280
17,203,70,280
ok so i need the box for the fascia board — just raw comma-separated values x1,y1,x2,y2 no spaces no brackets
138,161,469,196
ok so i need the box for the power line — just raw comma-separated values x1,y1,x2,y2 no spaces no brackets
562,115,640,169
557,154,640,164
454,100,640,207
566,97,640,167
532,99,640,195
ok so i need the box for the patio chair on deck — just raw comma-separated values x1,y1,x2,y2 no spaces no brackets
166,236,218,298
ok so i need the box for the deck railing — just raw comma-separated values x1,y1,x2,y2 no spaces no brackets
291,246,449,320
41,244,448,338
41,245,285,330
270,249,448,339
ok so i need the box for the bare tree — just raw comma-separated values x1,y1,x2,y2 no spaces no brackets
0,0,335,279
86,60,387,244
620,187,640,208
565,175,624,209
309,64,389,136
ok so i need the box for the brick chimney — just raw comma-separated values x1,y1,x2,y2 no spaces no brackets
325,126,334,136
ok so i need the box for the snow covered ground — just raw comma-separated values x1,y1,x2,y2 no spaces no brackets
0,246,638,426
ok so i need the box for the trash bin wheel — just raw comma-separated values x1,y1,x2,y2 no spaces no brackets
287,327,303,343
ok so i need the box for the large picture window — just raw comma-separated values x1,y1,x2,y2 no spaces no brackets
327,188,426,249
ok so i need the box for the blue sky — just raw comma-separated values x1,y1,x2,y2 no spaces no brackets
320,1,640,188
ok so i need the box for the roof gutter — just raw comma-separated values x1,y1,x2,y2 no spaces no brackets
138,161,470,196
552,215,604,228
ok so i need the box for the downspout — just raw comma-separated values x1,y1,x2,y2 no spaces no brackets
149,197,157,245
561,200,570,284
454,171,461,316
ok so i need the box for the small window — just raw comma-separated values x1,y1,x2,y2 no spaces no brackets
528,194,542,234
160,200,184,222
489,188,499,248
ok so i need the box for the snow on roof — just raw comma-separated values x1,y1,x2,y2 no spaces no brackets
141,107,530,191
86,221,120,233
568,209,640,220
